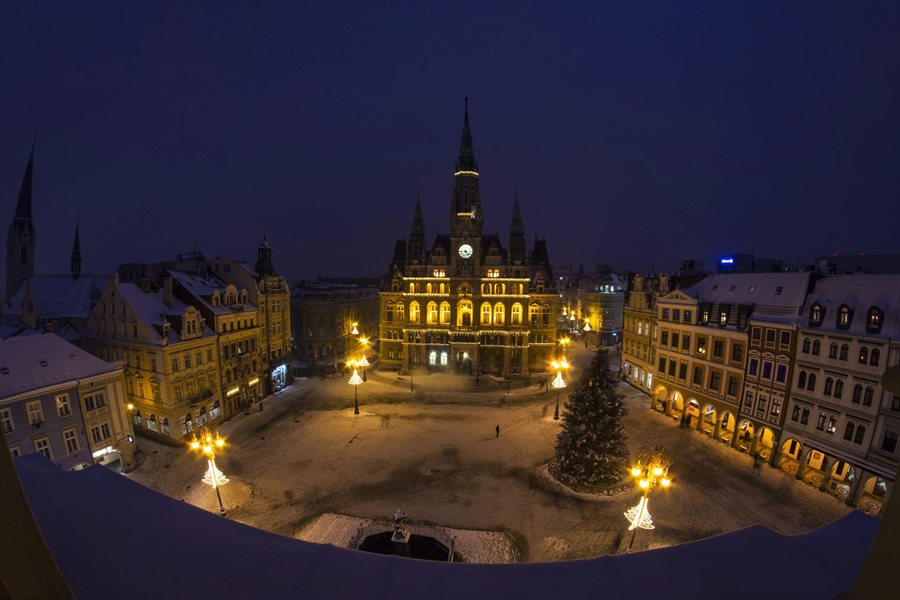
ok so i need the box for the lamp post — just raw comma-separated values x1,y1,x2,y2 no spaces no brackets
189,428,229,517
558,336,571,360
569,312,576,332
348,359,363,415
351,322,359,336
550,358,569,420
583,320,592,348
358,336,370,382
624,448,672,552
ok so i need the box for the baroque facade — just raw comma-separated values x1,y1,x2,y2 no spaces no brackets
378,103,557,377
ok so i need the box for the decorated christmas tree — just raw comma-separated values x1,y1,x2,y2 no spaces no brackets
550,349,629,486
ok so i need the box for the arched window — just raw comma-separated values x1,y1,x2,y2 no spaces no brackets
426,283,433,294
493,303,505,326
867,307,883,333
457,301,472,326
854,426,866,444
511,303,523,325
439,283,447,294
837,305,852,329
198,407,207,426
161,418,170,436
829,343,838,359
481,284,489,295
798,371,807,388
802,338,811,353
147,414,158,432
807,373,817,391
859,347,869,364
834,380,844,398
812,340,821,355
396,304,405,320
427,302,438,325
863,387,874,406
440,302,451,325
481,303,492,325
210,400,221,420
184,413,193,435
409,302,420,323
844,422,854,441
810,303,824,325
852,384,862,403
840,344,849,361
824,378,833,396
871,348,880,366
500,283,506,294
529,304,540,325
409,283,415,294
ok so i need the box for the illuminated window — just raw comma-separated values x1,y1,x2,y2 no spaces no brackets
511,303,522,325
427,302,438,325
409,302,420,324
426,283,433,294
493,303,505,326
481,303,492,325
440,302,451,325
867,307,883,333
409,283,415,294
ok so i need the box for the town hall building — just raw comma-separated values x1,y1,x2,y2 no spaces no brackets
379,102,558,378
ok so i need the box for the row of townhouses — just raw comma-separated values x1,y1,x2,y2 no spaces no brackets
621,272,900,514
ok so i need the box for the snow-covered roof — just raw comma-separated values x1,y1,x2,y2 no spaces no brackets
15,454,878,600
168,270,255,316
5,275,105,320
0,333,119,399
0,324,40,340
681,273,811,313
801,274,900,337
116,282,216,342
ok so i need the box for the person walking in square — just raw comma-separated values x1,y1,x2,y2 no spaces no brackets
495,424,500,438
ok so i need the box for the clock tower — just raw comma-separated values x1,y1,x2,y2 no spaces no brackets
450,97,483,275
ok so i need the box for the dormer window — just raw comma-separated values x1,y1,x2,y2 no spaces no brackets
867,307,883,333
837,304,852,330
809,303,824,326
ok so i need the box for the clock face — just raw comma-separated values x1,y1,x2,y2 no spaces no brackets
458,243,473,259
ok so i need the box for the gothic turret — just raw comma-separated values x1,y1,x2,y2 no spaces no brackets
450,97,483,239
408,196,426,264
6,137,37,302
70,223,81,280
255,234,275,276
509,195,526,263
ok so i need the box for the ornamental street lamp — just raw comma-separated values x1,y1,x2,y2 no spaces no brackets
351,322,359,336
189,428,229,517
348,359,363,415
558,336,571,359
624,448,672,552
358,336,370,382
550,358,569,420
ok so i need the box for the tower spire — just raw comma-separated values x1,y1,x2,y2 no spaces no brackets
509,193,526,262
409,195,426,263
455,96,477,174
14,133,37,220
70,221,81,280
7,136,37,302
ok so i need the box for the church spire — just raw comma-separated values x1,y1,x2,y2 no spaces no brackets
408,195,426,263
455,96,478,174
509,193,526,263
6,136,37,303
14,134,36,221
70,222,81,280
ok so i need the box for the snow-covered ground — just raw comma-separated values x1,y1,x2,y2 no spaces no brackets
127,347,850,562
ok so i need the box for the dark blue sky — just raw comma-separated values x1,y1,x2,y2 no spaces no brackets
2,2,899,284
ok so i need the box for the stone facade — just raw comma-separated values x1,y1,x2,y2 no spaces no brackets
378,103,557,378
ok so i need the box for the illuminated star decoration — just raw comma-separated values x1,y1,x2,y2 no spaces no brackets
202,460,229,488
624,496,654,531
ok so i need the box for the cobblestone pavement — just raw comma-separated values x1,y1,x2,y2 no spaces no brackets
127,348,850,562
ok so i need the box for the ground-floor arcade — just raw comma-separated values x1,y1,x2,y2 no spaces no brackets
649,383,892,515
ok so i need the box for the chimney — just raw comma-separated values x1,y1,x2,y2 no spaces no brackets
140,279,152,292
162,275,173,308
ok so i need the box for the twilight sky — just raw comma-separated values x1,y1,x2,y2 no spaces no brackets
1,2,899,286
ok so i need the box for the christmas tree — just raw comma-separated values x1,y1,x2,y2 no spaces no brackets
550,349,629,486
